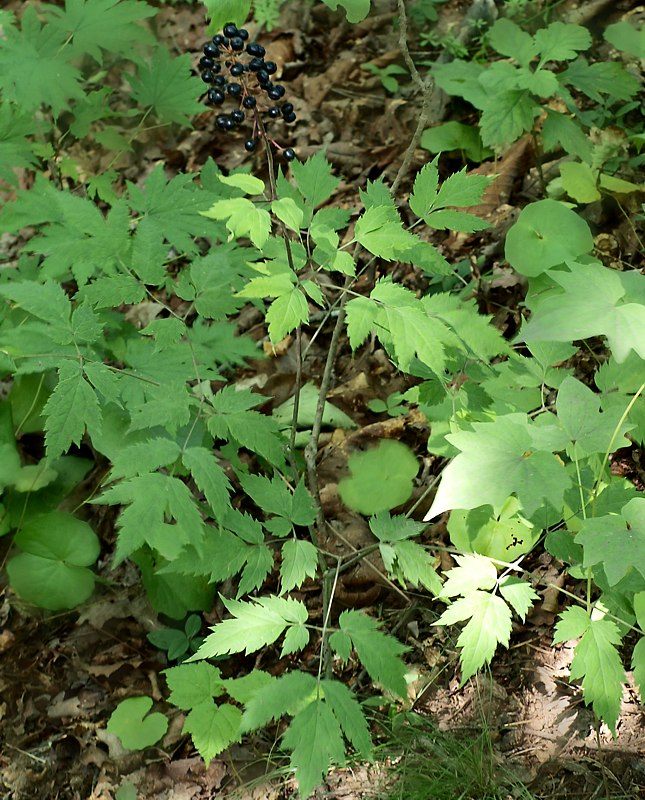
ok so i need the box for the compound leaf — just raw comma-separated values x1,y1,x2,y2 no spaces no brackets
47,0,156,63
334,610,408,697
575,498,645,586
127,46,203,126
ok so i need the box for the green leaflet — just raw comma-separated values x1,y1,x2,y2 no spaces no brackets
330,610,408,698
554,607,625,735
190,595,309,659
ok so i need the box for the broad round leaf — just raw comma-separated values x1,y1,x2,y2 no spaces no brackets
338,440,418,515
505,199,593,276
7,553,96,609
107,696,168,750
14,511,100,565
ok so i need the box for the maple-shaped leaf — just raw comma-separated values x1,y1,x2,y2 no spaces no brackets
521,262,645,362
44,362,102,459
190,595,308,658
556,376,631,457
369,512,425,542
0,7,85,115
165,662,225,709
127,46,203,126
331,610,408,697
46,0,156,64
97,472,205,564
554,607,625,734
436,590,512,682
30,196,132,284
542,110,593,161
183,702,242,766
127,165,213,256
425,414,571,520
0,105,40,184
176,247,251,320
289,151,341,209
321,0,370,23
575,498,645,586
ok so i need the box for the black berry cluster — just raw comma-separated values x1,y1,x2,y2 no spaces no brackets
199,22,297,161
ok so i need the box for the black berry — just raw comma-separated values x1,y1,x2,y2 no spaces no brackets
264,61,277,75
223,23,238,37
222,116,235,131
199,56,215,69
244,138,257,151
207,88,225,104
227,82,242,97
231,109,245,123
213,34,226,45
267,87,282,100
203,42,219,57
238,28,249,40
242,95,257,109
230,36,244,51
283,111,297,123
283,148,296,161
230,63,244,76
248,57,264,72
213,74,226,86
216,114,228,128
271,84,286,98
257,69,269,83
201,69,215,83
281,102,294,114
268,107,281,118
246,42,266,57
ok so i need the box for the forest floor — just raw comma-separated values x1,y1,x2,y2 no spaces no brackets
1,0,645,798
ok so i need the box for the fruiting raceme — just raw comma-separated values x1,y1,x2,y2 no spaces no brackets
198,22,297,162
